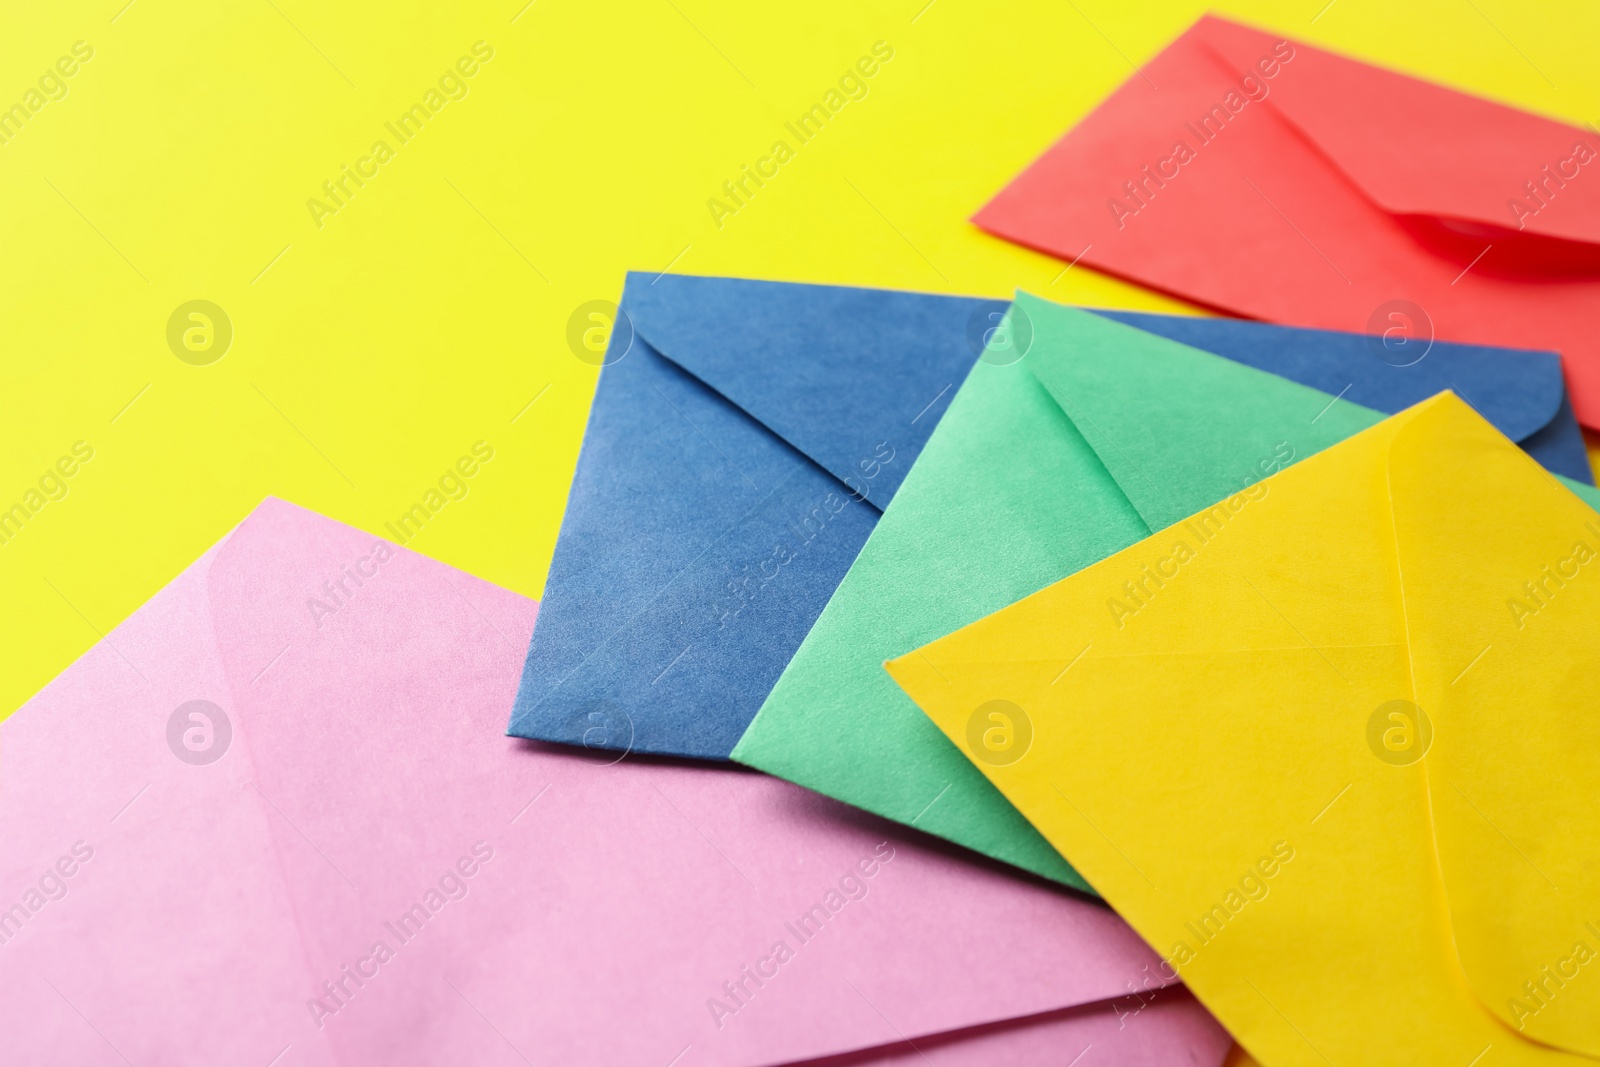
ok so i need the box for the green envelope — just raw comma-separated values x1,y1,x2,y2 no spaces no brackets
731,293,1600,888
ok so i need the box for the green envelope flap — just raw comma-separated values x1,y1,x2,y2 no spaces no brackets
734,353,1130,889
731,294,1597,886
1018,293,1384,531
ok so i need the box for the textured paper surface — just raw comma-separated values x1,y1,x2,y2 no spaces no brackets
734,295,1600,885
508,273,992,758
1098,310,1591,483
890,395,1600,1062
0,498,1229,1066
976,15,1600,428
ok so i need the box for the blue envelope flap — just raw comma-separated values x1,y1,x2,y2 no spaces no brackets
1094,311,1592,484
625,273,997,505
509,275,995,760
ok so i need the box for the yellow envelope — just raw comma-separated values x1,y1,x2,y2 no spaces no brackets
888,393,1600,1064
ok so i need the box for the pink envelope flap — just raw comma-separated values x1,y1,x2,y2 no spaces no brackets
0,498,1227,1066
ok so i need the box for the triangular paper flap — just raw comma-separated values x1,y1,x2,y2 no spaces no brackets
510,343,796,712
883,407,1425,988
624,273,992,505
4,502,1214,1064
199,507,1201,1065
1384,397,1600,1055
508,338,879,758
884,401,1576,1064
883,401,1423,702
1095,310,1568,450
207,497,530,697
0,511,333,1064
1192,17,1600,264
1017,295,1383,532
519,460,878,759
731,355,1134,890
970,13,1600,429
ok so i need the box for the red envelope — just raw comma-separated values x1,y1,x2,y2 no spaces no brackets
975,15,1600,426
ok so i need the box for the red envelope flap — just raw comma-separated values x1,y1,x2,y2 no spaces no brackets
973,15,1600,429
1195,16,1600,264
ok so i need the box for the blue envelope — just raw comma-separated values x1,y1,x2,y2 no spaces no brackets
511,276,1594,762
508,273,1002,758
1096,311,1593,484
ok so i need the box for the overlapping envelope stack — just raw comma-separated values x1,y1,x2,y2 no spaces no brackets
887,391,1600,1063
10,9,1600,1066
14,259,1599,1064
502,270,1600,1062
736,293,1598,886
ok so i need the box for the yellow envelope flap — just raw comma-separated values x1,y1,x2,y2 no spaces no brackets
1386,397,1600,1054
887,393,1593,1064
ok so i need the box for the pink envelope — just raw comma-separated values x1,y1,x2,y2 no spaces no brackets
0,499,1229,1066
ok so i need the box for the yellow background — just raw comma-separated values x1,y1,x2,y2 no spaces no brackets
1,0,1594,717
